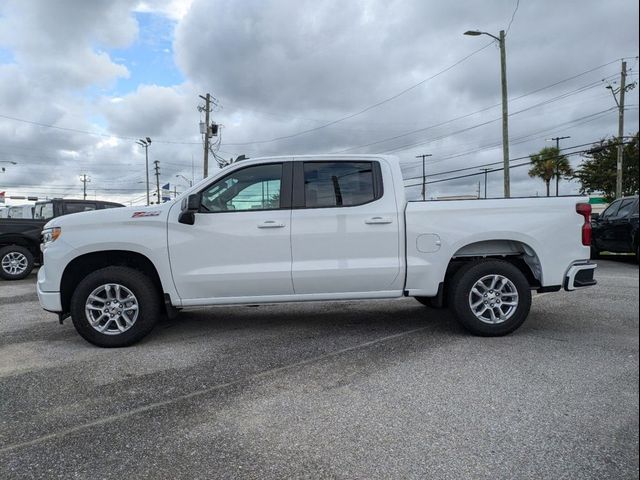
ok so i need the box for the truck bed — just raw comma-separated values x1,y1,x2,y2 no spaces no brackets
404,196,591,296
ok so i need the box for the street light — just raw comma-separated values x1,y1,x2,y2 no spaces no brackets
464,29,511,198
136,137,152,206
175,174,193,187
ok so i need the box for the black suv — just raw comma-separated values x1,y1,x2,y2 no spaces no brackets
591,195,639,262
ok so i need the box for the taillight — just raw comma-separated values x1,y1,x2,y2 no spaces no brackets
576,203,592,246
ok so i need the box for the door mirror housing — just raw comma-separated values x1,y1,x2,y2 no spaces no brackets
179,193,201,225
187,193,200,211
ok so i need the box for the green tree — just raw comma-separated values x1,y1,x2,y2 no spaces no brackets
528,146,573,197
574,133,639,201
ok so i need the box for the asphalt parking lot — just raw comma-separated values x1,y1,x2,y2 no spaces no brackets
0,259,638,480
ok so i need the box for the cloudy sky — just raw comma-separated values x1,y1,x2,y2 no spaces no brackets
0,0,638,205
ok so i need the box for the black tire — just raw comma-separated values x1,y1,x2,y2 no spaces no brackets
0,245,35,280
70,266,161,347
447,260,532,337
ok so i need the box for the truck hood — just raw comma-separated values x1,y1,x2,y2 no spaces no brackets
44,203,174,229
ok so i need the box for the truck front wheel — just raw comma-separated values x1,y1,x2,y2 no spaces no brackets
448,260,532,336
0,245,35,280
70,266,161,347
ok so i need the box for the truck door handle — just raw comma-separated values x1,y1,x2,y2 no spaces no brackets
257,220,285,228
365,216,393,224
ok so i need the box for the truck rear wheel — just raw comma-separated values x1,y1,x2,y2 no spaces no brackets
70,266,161,347
0,245,34,280
448,260,532,336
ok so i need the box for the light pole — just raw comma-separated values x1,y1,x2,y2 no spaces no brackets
136,137,152,206
175,174,193,187
464,29,510,198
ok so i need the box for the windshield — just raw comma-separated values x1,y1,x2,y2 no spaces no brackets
34,202,54,220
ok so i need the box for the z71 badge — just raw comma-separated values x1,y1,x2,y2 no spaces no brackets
131,211,161,218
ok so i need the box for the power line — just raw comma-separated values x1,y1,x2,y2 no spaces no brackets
223,42,494,146
0,113,201,145
372,77,617,155
404,141,634,189
409,107,616,168
403,141,604,182
381,105,615,155
336,66,620,154
505,0,520,35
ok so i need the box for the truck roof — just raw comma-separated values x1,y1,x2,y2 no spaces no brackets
230,154,399,164
34,199,124,206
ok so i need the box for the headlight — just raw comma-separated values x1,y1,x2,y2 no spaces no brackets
41,227,62,250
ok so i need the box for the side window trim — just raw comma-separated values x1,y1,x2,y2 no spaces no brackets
292,160,383,209
196,162,292,213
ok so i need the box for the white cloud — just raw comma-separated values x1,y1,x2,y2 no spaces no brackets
0,0,638,204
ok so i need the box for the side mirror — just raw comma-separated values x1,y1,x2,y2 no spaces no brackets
187,193,200,211
179,193,200,225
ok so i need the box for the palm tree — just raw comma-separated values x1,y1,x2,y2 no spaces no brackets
528,147,573,196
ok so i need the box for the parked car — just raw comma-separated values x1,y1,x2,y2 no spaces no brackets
1,204,35,219
37,155,596,347
591,195,639,261
0,198,123,280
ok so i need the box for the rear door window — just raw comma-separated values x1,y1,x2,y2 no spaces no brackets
615,199,635,218
302,162,379,208
601,200,621,219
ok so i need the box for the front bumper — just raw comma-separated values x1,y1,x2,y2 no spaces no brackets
564,262,597,291
37,267,62,312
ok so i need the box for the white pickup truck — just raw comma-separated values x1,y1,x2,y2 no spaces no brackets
37,155,596,347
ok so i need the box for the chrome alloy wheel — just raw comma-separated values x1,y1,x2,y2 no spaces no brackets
85,283,139,335
1,252,28,276
468,274,519,325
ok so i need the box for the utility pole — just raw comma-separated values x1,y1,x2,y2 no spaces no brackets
479,168,491,199
611,61,627,199
499,30,510,198
416,153,432,200
548,136,570,196
605,61,637,198
464,29,510,197
136,137,152,205
199,93,212,179
153,160,161,204
80,174,91,200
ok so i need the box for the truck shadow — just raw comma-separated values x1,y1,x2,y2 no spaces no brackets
151,299,463,344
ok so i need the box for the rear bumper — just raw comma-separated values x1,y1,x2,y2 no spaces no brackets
564,262,597,291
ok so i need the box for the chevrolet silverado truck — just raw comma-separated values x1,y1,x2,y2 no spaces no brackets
0,199,123,280
36,155,597,347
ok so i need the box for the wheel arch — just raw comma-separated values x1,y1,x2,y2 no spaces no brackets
447,239,543,290
0,234,40,257
60,250,164,314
